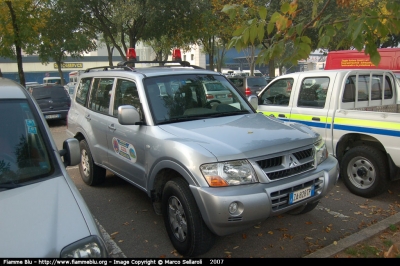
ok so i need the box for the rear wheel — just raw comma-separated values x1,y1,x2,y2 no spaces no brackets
79,139,106,186
162,178,215,257
340,145,389,198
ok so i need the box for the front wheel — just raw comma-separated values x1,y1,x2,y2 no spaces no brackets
340,145,389,198
79,139,106,186
162,178,215,257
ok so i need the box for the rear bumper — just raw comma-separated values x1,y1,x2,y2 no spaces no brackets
42,110,69,120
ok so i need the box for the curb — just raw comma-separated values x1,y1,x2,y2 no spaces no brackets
96,219,127,258
304,211,400,258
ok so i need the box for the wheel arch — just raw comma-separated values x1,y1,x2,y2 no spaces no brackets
149,160,200,214
336,133,399,181
335,133,386,163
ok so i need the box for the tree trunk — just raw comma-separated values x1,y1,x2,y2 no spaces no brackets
106,42,114,66
56,58,65,85
269,59,275,77
6,1,26,86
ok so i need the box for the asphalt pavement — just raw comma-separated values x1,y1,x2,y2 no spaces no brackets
304,211,400,258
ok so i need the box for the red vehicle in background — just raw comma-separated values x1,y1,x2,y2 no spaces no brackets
324,48,400,77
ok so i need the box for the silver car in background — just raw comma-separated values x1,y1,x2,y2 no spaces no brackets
0,78,108,258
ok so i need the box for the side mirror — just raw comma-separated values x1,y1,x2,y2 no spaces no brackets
118,105,141,125
60,138,80,167
248,95,258,110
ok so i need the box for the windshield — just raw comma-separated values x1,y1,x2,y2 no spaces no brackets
0,100,54,188
144,74,253,124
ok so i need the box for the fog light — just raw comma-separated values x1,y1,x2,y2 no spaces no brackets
229,202,238,214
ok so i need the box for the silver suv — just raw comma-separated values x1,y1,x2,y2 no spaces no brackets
0,77,108,257
66,54,339,257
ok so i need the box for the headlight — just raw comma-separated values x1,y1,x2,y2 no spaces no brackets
314,136,328,165
200,160,258,187
61,236,108,258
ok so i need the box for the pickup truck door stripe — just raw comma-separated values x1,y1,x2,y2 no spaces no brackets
333,124,400,137
334,117,400,131
333,117,400,137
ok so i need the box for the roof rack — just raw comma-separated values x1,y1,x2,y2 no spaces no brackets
83,65,134,73
116,60,204,69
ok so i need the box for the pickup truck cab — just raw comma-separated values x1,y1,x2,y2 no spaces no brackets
256,69,400,198
66,49,339,257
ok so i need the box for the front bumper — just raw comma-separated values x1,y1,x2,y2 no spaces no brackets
190,155,339,236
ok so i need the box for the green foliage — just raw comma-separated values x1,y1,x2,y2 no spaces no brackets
222,0,400,67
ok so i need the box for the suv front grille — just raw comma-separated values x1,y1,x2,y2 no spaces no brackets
270,177,323,211
256,148,315,181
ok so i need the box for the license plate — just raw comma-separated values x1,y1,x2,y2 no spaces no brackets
45,114,61,119
289,185,314,204
216,95,226,98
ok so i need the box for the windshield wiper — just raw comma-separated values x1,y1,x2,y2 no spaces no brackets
157,116,204,125
207,110,249,117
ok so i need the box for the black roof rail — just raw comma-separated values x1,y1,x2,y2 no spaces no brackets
117,60,204,69
83,65,134,73
82,60,205,73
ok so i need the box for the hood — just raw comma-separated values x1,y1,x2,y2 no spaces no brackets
0,177,90,257
160,113,318,160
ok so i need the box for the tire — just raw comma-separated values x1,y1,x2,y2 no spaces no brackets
79,139,106,186
288,201,319,215
162,178,216,257
340,145,389,198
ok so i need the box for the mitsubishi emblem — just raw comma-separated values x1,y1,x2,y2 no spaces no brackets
288,155,298,168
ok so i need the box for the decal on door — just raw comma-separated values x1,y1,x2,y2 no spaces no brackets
112,137,137,163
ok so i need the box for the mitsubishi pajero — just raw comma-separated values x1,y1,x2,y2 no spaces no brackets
66,49,339,257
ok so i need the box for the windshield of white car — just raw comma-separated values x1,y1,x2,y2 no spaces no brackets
144,74,253,125
0,100,55,187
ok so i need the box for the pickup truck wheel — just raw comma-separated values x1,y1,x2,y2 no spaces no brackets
79,140,106,186
340,146,389,198
162,178,215,257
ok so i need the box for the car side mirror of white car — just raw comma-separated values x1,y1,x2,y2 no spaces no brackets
248,95,259,110
60,138,80,167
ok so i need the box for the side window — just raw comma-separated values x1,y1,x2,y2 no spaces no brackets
342,74,394,103
229,78,243,87
113,79,139,117
88,78,114,115
259,78,293,106
76,78,92,106
298,77,329,108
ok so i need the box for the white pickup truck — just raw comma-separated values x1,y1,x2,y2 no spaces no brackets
254,69,400,198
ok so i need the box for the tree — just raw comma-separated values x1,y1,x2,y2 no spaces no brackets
32,0,97,85
223,0,400,69
0,0,47,86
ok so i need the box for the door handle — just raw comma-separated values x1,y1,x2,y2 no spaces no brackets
85,114,91,121
108,124,116,131
278,114,286,118
312,117,320,121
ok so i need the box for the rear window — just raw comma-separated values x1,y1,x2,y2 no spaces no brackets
32,87,68,99
247,78,267,87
